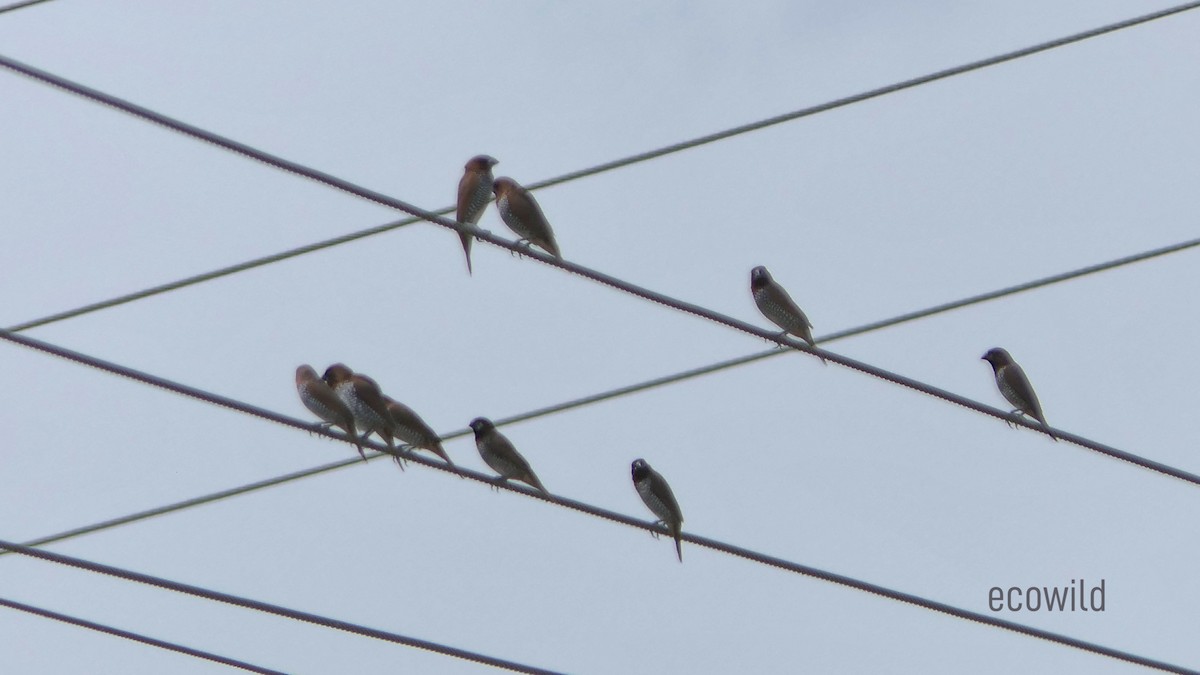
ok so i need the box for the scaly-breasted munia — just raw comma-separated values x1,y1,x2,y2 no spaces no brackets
295,364,366,460
322,363,397,452
492,177,561,259
981,347,1057,441
456,155,498,274
468,417,547,494
631,459,685,562
751,265,824,363
385,397,454,468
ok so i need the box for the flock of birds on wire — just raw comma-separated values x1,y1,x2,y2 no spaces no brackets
294,154,1059,563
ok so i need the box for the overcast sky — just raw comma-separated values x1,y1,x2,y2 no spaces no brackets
1,1,1199,673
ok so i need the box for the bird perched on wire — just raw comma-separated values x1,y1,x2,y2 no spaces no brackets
492,177,561,259
981,348,1057,441
468,417,548,494
750,265,824,363
322,363,400,460
631,459,685,563
384,396,454,468
456,155,498,274
295,365,366,461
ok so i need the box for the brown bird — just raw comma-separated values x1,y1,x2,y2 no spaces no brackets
295,365,365,461
456,155,498,274
468,417,548,494
322,363,398,454
492,177,561,259
981,348,1057,441
384,396,454,468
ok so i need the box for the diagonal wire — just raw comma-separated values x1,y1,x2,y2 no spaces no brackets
7,1,1200,332
0,0,55,15
0,542,562,675
2,51,1199,483
6,234,1200,555
0,8,1192,672
0,596,287,675
0,535,1193,673
0,298,1196,670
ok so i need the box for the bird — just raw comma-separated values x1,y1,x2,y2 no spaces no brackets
295,365,366,461
456,155,498,274
321,363,399,457
492,177,561,259
750,265,824,363
981,348,1057,441
384,396,455,468
631,459,685,563
468,417,547,493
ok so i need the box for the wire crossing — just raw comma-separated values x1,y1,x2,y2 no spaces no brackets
0,541,563,675
3,52,1199,484
0,298,1195,669
4,239,1199,491
0,596,287,674
6,1,1200,332
5,235,1200,556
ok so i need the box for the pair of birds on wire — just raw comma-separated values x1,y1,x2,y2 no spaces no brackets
296,362,688,561
750,268,1055,439
456,155,559,273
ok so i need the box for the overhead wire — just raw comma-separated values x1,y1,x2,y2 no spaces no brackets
0,6,1196,671
0,0,54,15
5,1,1199,333
5,234,1200,557
0,542,562,675
2,45,1198,483
0,532,1193,672
0,331,1197,672
0,596,287,675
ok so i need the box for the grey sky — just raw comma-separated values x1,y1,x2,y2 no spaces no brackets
1,1,1198,673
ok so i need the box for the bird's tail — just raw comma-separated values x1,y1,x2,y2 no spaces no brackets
431,442,456,469
344,422,367,461
459,233,473,275
526,471,549,495
673,529,683,563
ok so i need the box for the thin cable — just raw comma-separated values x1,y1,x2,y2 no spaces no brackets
0,0,55,15
8,1,1200,332
5,227,1200,490
0,596,286,674
6,236,1200,554
0,331,1195,672
0,536,1191,673
0,542,561,675
0,335,1194,670
3,53,1199,483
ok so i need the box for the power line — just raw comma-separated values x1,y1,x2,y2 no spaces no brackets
0,333,1195,673
0,0,55,15
0,596,286,675
7,1,1199,333
0,541,563,675
0,325,1192,670
0,534,1192,673
5,235,1200,556
2,51,1197,485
